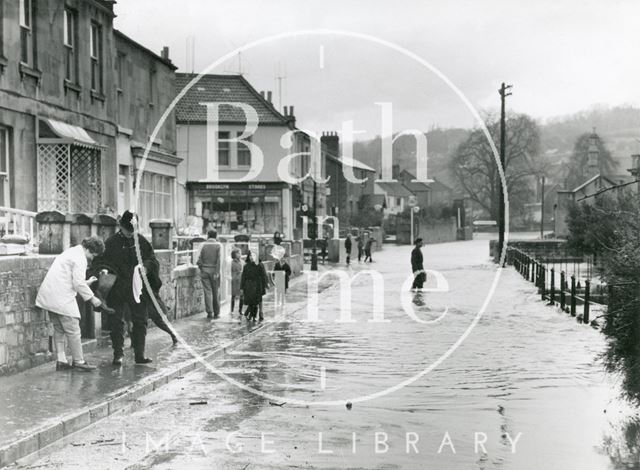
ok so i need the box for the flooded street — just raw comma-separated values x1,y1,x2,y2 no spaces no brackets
20,239,637,469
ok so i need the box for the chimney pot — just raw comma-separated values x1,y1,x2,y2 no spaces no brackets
267,91,273,103
260,91,265,99
289,105,294,116
283,105,289,116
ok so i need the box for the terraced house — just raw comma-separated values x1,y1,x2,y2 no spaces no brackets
0,0,177,238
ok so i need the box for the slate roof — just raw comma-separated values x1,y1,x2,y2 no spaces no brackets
326,154,376,173
175,73,289,125
375,182,413,197
398,169,432,193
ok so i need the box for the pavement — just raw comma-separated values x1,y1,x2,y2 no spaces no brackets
0,264,337,468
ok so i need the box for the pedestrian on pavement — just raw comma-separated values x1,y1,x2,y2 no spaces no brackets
141,255,178,345
197,230,221,319
273,231,283,246
344,234,352,265
357,236,364,262
92,210,155,366
241,251,264,321
274,254,292,291
230,249,244,315
273,254,291,310
320,235,329,264
364,237,374,262
36,237,105,372
411,238,426,291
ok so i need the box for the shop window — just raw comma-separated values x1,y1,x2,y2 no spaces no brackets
19,0,34,66
218,131,230,166
237,132,251,166
63,8,78,83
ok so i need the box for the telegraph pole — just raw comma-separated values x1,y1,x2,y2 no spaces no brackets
540,174,545,239
498,82,512,261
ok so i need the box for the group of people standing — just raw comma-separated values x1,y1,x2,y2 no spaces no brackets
198,230,291,323
344,232,375,265
36,215,423,373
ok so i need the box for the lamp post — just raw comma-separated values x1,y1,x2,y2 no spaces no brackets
311,179,318,271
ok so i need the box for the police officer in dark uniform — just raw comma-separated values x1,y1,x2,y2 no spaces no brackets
92,211,155,365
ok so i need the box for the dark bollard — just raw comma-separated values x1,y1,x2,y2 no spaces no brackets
570,275,576,316
560,271,566,310
583,280,590,324
540,267,546,300
549,268,555,305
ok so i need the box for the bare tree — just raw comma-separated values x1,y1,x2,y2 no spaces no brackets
450,112,542,221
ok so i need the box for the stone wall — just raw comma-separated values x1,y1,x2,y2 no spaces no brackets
397,217,457,245
0,250,201,376
0,248,304,375
489,239,572,261
0,255,55,375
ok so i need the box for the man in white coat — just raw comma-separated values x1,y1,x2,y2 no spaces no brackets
36,237,105,371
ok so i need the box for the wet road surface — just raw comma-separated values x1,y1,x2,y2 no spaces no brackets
16,240,637,469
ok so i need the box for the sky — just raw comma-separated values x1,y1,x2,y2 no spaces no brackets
114,0,640,140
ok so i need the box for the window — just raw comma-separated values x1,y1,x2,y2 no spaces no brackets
0,127,9,207
218,131,230,166
115,53,125,90
0,0,5,56
396,197,401,206
156,174,172,219
63,8,78,83
138,172,174,232
90,22,103,92
19,0,34,66
237,132,252,166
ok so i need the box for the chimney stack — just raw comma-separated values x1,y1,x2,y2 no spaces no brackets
161,46,170,61
321,131,340,158
283,105,296,127
266,91,273,103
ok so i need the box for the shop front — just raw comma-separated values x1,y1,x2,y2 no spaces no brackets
188,182,292,237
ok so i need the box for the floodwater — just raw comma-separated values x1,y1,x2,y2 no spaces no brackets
18,239,638,470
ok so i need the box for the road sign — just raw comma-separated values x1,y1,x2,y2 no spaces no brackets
408,195,417,207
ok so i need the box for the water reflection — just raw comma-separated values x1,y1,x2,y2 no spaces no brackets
601,416,640,469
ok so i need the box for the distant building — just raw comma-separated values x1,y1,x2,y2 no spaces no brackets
554,130,635,236
372,182,413,216
174,73,315,238
322,132,376,227
396,168,453,210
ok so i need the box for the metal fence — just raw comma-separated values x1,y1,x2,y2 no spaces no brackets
507,247,604,325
